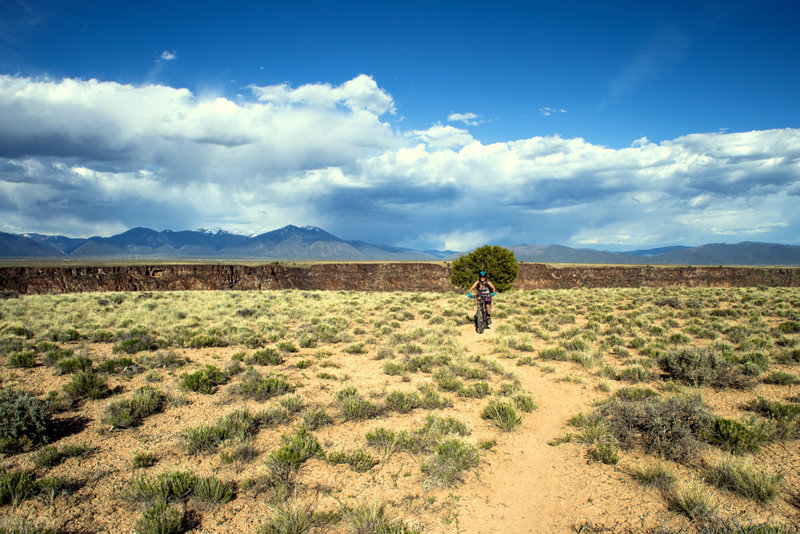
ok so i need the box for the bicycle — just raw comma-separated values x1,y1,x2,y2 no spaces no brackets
471,293,489,334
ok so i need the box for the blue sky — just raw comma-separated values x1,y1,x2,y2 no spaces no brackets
1,0,799,251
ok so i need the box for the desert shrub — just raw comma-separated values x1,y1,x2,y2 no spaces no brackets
103,387,165,429
659,348,752,389
134,501,185,534
667,483,718,521
421,438,480,487
33,443,88,468
129,471,199,502
743,398,800,439
179,365,227,394
775,320,800,334
326,449,379,473
383,361,406,376
277,341,298,353
460,382,491,399
248,348,283,366
450,245,519,292
336,387,380,420
629,461,676,491
188,333,227,348
56,356,93,374
257,500,337,534
42,347,72,366
433,368,463,393
181,410,259,454
587,442,619,465
192,475,236,504
343,342,367,354
113,330,158,354
131,451,158,468
345,502,420,534
233,369,294,401
268,426,324,472
539,347,568,361
615,365,653,383
0,388,51,450
615,386,659,402
703,456,784,503
763,371,799,385
139,350,187,369
706,416,773,455
384,391,420,413
599,395,713,462
417,383,452,409
6,350,36,368
0,470,35,507
96,356,140,374
63,370,109,400
513,393,537,413
482,400,523,432
302,407,333,430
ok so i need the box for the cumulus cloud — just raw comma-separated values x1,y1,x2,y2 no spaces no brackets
160,50,177,61
0,73,799,248
447,112,482,126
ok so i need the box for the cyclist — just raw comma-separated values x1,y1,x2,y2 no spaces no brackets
467,271,496,325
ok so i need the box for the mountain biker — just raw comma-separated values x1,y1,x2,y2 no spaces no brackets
467,271,496,325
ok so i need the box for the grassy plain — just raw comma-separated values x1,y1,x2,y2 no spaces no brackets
0,287,799,533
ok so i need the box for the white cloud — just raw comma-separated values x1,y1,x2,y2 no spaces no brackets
1,74,799,248
409,123,475,150
160,50,177,61
539,107,567,117
447,112,482,126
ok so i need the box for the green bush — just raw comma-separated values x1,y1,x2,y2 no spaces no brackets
134,501,184,534
706,416,771,455
659,348,752,389
180,365,227,394
63,370,109,400
384,391,420,413
113,331,158,354
248,348,284,366
188,333,227,348
421,438,480,487
450,245,519,292
233,369,294,400
56,356,93,375
702,456,784,503
0,470,35,507
336,387,380,420
103,387,165,429
326,449,379,473
587,442,619,465
481,400,523,432
599,395,713,462
6,350,36,368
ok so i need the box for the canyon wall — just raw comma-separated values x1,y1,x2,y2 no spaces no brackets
1,263,798,294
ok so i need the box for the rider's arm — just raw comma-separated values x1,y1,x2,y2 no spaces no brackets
488,281,497,292
468,280,479,292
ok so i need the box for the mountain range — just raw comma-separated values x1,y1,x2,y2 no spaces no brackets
1,226,800,265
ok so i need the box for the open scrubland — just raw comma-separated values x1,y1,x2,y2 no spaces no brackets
1,287,799,533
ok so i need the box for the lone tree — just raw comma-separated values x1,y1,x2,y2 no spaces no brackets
450,245,519,292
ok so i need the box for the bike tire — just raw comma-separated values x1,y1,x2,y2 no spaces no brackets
475,305,485,334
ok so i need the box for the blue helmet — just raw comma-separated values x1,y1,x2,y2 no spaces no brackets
479,271,487,278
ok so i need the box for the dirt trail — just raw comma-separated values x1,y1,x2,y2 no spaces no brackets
450,322,661,533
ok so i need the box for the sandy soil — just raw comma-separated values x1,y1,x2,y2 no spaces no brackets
2,295,799,534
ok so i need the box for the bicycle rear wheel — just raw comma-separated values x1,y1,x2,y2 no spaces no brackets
475,304,485,334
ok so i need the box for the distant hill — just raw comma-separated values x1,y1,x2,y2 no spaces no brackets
2,227,799,265
6,226,455,261
508,242,800,266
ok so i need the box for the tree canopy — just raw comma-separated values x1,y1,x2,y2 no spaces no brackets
450,245,519,292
